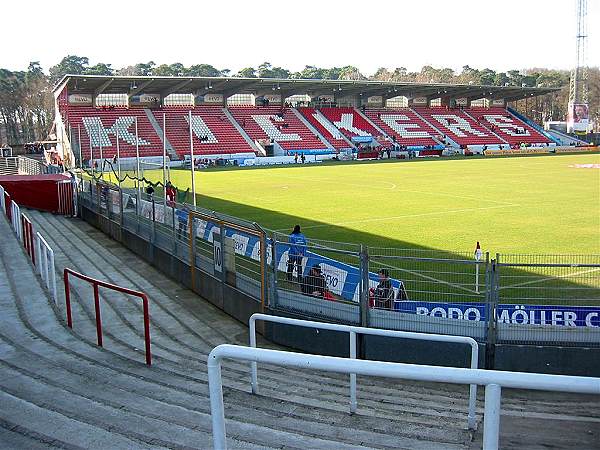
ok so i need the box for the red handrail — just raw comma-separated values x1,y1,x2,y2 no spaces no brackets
21,214,35,265
63,268,152,365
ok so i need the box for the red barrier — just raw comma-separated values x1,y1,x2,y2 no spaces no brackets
63,268,152,365
21,214,35,265
57,180,75,216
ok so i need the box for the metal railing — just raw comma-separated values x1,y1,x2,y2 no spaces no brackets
249,313,478,429
36,232,57,304
10,200,21,240
207,344,600,450
0,157,18,175
0,185,5,213
63,267,152,365
21,213,35,265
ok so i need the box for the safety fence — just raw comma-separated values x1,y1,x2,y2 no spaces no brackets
63,268,152,365
0,184,58,304
207,344,600,450
78,177,600,348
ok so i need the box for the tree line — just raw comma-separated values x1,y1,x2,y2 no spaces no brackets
1,55,598,145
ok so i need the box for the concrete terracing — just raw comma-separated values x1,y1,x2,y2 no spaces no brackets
0,209,599,449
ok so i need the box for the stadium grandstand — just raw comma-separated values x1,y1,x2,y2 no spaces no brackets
53,75,564,167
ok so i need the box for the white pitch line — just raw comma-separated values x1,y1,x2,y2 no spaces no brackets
500,267,600,290
373,258,481,295
294,204,516,231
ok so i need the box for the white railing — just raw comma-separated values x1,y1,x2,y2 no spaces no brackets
0,157,18,175
0,185,5,211
207,344,600,450
11,201,21,240
249,313,479,428
36,231,57,304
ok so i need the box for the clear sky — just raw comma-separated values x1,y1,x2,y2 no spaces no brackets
3,0,598,75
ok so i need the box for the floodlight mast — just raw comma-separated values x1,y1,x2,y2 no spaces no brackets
569,0,588,106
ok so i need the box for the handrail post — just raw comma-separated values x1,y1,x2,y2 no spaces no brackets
249,316,258,394
349,330,357,413
468,341,479,430
50,248,57,304
142,294,152,366
483,383,501,450
208,353,227,450
64,270,73,328
93,283,103,347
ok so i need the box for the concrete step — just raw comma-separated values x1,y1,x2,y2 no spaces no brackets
4,209,598,449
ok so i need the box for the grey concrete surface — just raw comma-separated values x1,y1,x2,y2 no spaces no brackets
0,210,597,449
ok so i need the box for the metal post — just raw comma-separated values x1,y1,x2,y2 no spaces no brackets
349,331,357,413
93,283,103,347
35,234,42,275
118,186,124,228
162,113,167,212
64,271,73,328
359,244,370,329
188,110,196,207
483,384,501,450
135,117,141,217
90,124,94,175
270,233,278,308
116,127,121,187
77,125,83,170
151,197,156,244
98,123,103,178
207,357,227,450
50,249,57,304
68,125,73,169
486,259,498,370
142,296,152,366
249,318,258,394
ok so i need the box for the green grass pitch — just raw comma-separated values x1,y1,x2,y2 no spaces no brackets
99,152,600,304
118,153,600,255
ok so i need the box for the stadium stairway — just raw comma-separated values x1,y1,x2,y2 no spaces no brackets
1,210,599,449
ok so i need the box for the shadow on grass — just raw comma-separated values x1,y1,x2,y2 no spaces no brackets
185,191,599,306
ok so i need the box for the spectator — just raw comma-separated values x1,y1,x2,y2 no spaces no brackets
302,264,326,298
372,269,394,309
176,205,189,240
165,181,176,207
287,224,307,282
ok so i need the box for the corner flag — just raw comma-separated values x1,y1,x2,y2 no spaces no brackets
474,241,482,261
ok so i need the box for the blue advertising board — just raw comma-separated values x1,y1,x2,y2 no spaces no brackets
396,301,600,328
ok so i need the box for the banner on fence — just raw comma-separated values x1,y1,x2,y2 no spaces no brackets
191,218,406,302
397,301,600,328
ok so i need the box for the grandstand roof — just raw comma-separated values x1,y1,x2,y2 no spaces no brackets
55,74,559,101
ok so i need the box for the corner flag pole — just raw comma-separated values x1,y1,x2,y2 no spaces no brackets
188,110,196,207
474,241,482,294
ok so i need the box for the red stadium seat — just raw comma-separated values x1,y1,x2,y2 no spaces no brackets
228,106,328,151
414,107,505,146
